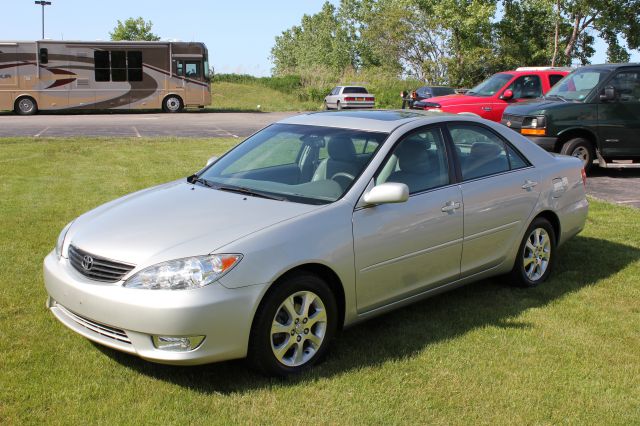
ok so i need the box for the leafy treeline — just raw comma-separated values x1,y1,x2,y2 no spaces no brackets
271,0,640,87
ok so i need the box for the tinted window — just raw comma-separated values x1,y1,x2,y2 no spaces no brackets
506,75,542,99
343,87,368,94
185,62,201,79
377,127,449,193
175,61,184,77
609,71,640,103
549,74,564,87
127,51,143,82
94,50,110,82
416,87,430,97
39,48,48,64
449,124,510,180
111,51,127,82
507,144,529,169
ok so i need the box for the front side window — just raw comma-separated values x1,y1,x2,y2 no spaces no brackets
506,75,542,99
449,124,517,180
376,127,450,193
200,124,387,204
185,61,201,79
467,73,513,97
608,71,640,104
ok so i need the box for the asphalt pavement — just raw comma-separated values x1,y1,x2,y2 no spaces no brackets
0,111,297,139
0,111,638,208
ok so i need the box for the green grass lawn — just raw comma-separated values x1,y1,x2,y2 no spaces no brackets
1,137,639,424
208,81,321,112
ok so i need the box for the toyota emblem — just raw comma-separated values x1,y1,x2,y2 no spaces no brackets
81,255,94,271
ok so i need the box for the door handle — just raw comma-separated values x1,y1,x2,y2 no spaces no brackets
521,180,538,190
441,201,461,213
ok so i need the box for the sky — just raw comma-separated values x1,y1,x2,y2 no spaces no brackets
1,0,637,77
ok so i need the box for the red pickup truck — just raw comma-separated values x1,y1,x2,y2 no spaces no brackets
413,67,571,121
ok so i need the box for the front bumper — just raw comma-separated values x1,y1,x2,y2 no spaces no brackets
524,135,557,151
43,251,267,365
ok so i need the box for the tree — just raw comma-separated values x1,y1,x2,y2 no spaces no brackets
110,17,160,41
270,2,354,75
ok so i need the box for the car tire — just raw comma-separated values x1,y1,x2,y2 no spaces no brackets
15,96,38,115
324,101,330,110
560,138,594,172
162,95,183,113
509,217,556,288
247,272,338,376
336,101,342,111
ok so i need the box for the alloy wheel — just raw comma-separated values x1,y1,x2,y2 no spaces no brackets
523,227,551,281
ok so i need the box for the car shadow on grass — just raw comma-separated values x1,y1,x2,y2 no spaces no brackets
94,235,639,394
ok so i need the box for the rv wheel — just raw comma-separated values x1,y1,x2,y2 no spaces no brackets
15,97,38,115
162,95,184,113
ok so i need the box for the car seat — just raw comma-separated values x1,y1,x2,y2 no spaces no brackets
312,136,360,182
387,137,444,192
464,142,508,180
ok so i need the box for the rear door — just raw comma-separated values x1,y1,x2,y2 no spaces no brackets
446,123,540,276
597,68,640,157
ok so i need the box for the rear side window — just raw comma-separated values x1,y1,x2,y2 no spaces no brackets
609,71,640,103
549,74,564,87
343,87,368,94
448,124,528,180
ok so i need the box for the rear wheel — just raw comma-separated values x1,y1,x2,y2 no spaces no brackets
560,138,594,172
248,272,337,376
324,101,330,110
15,96,38,115
336,101,342,111
509,217,556,287
162,95,183,113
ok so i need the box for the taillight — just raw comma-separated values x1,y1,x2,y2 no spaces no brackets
581,168,587,187
366,97,374,101
344,97,355,101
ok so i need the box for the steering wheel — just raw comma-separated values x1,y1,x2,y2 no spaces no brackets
330,172,355,189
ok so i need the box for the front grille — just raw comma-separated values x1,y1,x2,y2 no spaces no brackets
56,304,131,344
502,114,524,130
68,245,135,283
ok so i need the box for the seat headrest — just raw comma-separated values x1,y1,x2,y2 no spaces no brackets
397,138,432,174
470,142,502,159
327,136,356,161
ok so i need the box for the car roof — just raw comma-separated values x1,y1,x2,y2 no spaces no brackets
571,63,640,71
277,110,454,133
500,69,570,76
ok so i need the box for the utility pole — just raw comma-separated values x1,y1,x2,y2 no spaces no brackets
34,1,52,39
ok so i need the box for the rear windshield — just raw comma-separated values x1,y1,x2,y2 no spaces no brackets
432,87,455,96
343,87,369,94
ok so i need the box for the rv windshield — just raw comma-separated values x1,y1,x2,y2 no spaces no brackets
545,69,610,102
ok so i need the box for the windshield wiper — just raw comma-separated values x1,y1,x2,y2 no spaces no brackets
187,174,215,188
217,185,286,201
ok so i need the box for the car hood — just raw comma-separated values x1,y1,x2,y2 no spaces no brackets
66,180,320,267
419,94,482,106
503,99,570,116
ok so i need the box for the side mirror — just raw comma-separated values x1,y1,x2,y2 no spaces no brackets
206,156,218,167
501,89,514,100
363,182,409,205
600,86,615,102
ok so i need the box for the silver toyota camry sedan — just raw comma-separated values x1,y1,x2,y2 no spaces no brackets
44,110,588,376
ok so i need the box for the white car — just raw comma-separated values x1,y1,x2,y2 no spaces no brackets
324,86,375,110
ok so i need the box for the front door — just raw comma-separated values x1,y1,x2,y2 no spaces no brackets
353,126,463,312
597,68,640,158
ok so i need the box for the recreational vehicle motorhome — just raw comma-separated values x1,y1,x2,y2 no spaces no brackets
0,40,210,114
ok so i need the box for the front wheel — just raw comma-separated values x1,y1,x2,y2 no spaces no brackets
248,272,337,376
336,101,342,111
162,95,183,113
509,217,556,287
560,138,594,172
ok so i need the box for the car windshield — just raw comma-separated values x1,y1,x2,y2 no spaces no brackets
343,87,369,94
545,69,610,101
199,124,387,204
467,73,513,97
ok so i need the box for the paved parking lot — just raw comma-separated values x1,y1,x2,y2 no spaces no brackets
0,111,638,208
0,111,297,139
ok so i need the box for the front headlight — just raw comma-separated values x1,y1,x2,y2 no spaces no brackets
123,254,242,290
522,115,546,129
55,220,74,259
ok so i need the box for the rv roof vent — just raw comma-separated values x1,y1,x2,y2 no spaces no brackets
76,78,89,87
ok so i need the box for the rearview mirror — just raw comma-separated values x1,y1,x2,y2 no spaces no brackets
363,183,409,205
501,89,514,100
206,156,218,167
599,86,615,102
